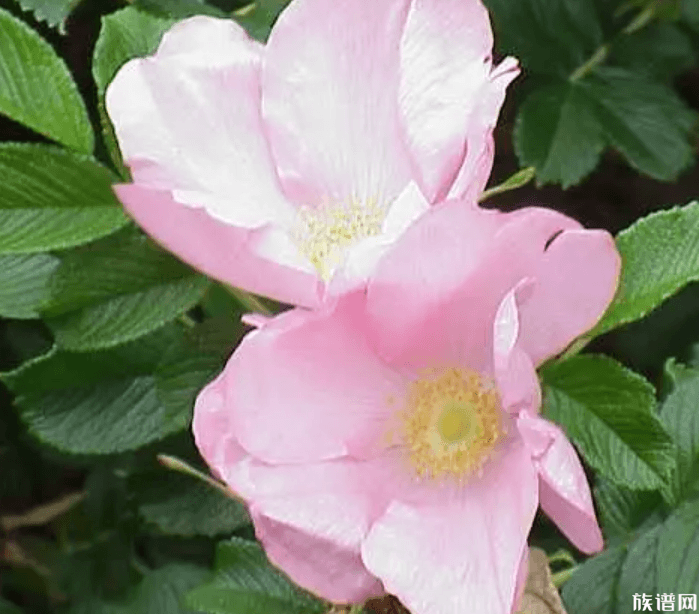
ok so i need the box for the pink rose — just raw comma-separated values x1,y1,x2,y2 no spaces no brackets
106,0,518,307
192,201,621,614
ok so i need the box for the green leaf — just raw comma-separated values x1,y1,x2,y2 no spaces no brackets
609,23,696,81
656,498,699,595
1,328,194,454
43,230,210,350
541,355,675,490
593,201,699,337
93,7,174,171
0,144,127,254
594,478,663,545
185,538,327,614
93,7,174,96
15,0,84,33
660,362,699,501
582,67,696,182
155,316,240,420
135,472,249,537
561,546,626,614
133,0,225,19
0,8,93,152
615,525,663,614
514,81,604,187
483,0,602,76
129,564,209,614
0,253,59,319
234,0,291,42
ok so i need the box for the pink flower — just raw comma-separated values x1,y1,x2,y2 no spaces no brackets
106,0,519,307
192,201,621,614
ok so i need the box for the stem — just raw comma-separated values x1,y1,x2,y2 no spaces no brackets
622,3,656,34
157,454,245,503
179,313,197,328
225,285,273,317
479,166,536,202
569,44,609,82
552,565,578,588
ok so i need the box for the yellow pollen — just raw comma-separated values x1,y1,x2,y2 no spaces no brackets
398,368,503,481
294,198,386,281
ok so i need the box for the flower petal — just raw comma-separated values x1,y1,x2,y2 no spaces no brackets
362,437,538,614
399,0,519,202
367,203,579,370
494,284,541,414
515,229,621,366
107,16,294,228
114,184,321,307
222,294,406,464
253,511,384,603
262,0,414,206
447,57,520,203
518,415,604,554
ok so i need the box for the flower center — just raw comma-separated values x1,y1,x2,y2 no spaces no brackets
399,368,503,481
293,199,386,281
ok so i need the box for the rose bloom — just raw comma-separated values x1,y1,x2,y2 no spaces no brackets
106,0,518,307
193,202,621,614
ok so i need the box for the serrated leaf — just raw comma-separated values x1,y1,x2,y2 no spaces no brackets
660,363,699,501
42,230,210,350
135,472,249,537
483,0,602,76
0,8,93,152
155,316,240,420
594,478,663,545
15,0,84,33
542,355,675,490
515,81,604,187
92,7,174,171
615,525,661,614
561,546,626,614
593,201,699,337
130,564,208,613
0,253,59,319
656,499,699,595
609,23,696,81
93,8,174,96
581,67,696,182
185,538,326,614
0,144,127,254
1,328,193,454
50,275,209,350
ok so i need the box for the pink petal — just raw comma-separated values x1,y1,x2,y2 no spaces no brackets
398,0,519,202
106,16,293,228
511,548,529,614
223,294,406,464
114,184,321,308
367,203,579,370
447,57,520,203
192,370,249,482
494,285,542,414
362,437,538,614
515,229,621,366
518,415,604,554
253,512,384,603
261,0,414,206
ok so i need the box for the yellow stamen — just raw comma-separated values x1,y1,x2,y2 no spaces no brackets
398,368,503,481
293,198,386,281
